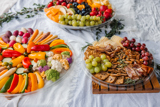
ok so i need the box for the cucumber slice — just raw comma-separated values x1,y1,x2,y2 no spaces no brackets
16,68,25,74
2,58,12,63
7,47,13,50
22,44,28,48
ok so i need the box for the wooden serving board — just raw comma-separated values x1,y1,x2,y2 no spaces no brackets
92,73,160,94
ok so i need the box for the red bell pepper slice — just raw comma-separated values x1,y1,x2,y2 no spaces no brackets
2,50,21,57
22,57,31,68
7,74,19,93
51,48,73,56
31,44,50,51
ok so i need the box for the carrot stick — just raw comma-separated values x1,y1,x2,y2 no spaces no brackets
27,41,35,53
33,31,43,42
43,35,58,44
0,69,8,76
29,29,39,43
34,34,44,44
38,34,53,44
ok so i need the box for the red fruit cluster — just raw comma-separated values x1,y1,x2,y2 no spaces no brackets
90,5,112,23
56,0,67,6
121,37,153,65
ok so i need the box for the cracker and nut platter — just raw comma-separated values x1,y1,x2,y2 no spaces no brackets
0,28,74,96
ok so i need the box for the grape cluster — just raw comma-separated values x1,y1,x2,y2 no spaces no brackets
59,14,102,27
85,54,112,74
121,37,153,65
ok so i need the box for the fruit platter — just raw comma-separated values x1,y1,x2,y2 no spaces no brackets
44,0,115,29
83,35,154,86
0,28,74,96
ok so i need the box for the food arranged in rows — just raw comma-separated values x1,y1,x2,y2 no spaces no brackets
0,28,73,94
84,36,153,84
44,0,113,27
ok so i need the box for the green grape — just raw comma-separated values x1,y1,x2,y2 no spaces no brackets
77,21,80,26
59,15,64,21
68,15,72,20
95,22,99,26
96,17,100,21
94,67,100,73
90,21,95,26
98,64,102,71
103,59,109,63
65,19,69,24
72,15,76,20
101,54,106,60
105,62,112,68
98,20,102,24
93,16,97,20
64,14,69,18
75,14,78,16
59,21,66,25
79,21,84,27
89,55,94,60
68,21,72,25
86,15,90,20
85,21,90,26
90,67,95,74
86,63,92,69
102,64,107,71
90,16,94,21
77,15,82,20
92,60,97,66
93,57,101,62
81,16,86,22
85,59,91,64
72,20,77,26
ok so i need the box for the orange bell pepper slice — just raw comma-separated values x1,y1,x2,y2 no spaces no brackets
51,48,73,56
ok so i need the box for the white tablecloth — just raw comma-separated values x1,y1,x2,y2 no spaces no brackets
1,0,160,107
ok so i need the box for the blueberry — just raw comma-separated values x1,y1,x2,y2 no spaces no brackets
81,2,85,5
81,10,86,15
73,2,78,7
76,10,81,14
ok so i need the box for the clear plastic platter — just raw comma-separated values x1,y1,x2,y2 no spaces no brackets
0,28,75,97
44,6,116,30
81,47,155,90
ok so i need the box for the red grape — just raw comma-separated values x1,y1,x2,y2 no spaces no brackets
56,1,61,5
121,40,125,44
141,50,145,54
125,42,130,47
143,61,148,65
61,2,67,6
142,43,146,46
130,43,134,47
123,37,128,41
59,0,64,3
131,38,136,43
125,40,130,43
143,56,149,61
145,48,148,51
141,53,145,57
132,47,136,51
137,43,141,47
140,45,145,50
150,56,153,60
145,52,150,56
136,47,140,51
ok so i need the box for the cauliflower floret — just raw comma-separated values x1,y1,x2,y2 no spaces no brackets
51,60,63,72
46,51,54,57
48,57,53,62
32,63,38,71
60,59,70,70
53,54,62,61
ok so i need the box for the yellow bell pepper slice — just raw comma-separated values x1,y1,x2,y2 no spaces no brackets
0,77,9,89
0,38,7,45
49,39,64,47
34,71,44,89
28,73,38,91
0,44,9,48
13,43,25,54
28,52,46,60
10,55,25,67
11,75,23,94
19,75,26,93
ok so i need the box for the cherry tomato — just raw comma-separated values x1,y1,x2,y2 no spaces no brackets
67,3,72,8
103,11,111,20
90,11,97,16
56,1,61,5
47,2,53,8
61,2,67,6
105,9,112,14
99,5,108,12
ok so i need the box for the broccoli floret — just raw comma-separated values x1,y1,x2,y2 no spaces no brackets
61,51,70,56
38,59,46,67
45,69,60,81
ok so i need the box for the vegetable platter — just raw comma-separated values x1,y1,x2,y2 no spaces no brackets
44,0,116,29
0,28,74,96
82,35,155,87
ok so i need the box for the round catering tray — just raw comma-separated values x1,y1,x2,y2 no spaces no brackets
81,47,156,90
44,6,116,30
0,29,75,97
